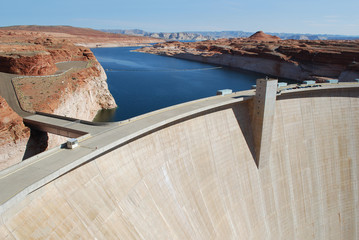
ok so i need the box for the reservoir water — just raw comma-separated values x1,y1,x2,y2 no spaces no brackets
92,47,266,122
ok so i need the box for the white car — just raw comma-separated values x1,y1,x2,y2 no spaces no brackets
66,138,79,149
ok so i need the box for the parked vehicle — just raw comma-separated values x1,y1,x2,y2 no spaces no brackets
66,138,79,149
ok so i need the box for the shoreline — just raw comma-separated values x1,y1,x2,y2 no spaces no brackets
77,41,163,48
136,39,359,82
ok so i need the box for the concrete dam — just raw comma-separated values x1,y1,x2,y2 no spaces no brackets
0,80,358,239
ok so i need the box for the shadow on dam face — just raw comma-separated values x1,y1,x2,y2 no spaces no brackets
0,88,358,239
233,100,257,163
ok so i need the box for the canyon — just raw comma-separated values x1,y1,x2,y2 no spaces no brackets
0,26,154,169
0,96,30,170
137,31,359,82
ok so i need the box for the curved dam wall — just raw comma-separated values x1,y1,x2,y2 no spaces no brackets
0,88,358,239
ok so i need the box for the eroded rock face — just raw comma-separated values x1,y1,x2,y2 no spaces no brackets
52,63,117,119
8,60,117,151
137,32,359,81
0,51,57,76
12,61,116,118
47,63,117,149
0,96,30,170
0,36,100,76
0,28,117,169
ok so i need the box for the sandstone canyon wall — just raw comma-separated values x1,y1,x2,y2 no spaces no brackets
0,28,117,169
46,63,116,148
0,97,30,170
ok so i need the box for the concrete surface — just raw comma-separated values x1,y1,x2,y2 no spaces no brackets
0,83,358,239
253,78,277,167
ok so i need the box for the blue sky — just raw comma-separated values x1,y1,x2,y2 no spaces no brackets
1,0,358,35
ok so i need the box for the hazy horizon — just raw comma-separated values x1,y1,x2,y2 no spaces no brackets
100,28,359,37
1,0,358,36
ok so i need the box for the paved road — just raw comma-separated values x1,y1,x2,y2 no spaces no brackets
0,72,32,117
55,61,88,73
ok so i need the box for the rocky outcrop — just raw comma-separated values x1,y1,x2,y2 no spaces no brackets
46,62,116,148
0,96,30,170
52,63,116,119
0,36,99,76
0,51,57,76
0,28,117,169
248,31,281,41
10,61,116,149
12,61,116,117
137,33,359,82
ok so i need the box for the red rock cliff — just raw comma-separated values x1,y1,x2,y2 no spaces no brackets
0,28,117,170
0,36,97,76
0,51,57,75
0,96,30,170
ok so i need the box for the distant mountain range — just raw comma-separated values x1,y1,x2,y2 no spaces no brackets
101,29,210,41
102,29,359,41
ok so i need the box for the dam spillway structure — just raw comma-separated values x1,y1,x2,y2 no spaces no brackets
0,80,358,239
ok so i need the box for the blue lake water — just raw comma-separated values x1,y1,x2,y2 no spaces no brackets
92,47,267,122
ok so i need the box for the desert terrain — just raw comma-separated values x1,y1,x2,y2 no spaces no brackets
0,25,164,47
138,31,359,82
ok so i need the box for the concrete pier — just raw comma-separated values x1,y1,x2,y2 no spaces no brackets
252,78,278,167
